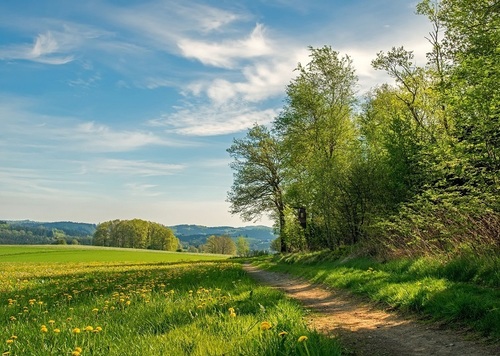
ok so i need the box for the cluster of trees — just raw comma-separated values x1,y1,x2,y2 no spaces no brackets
198,235,250,256
93,219,179,251
228,0,499,256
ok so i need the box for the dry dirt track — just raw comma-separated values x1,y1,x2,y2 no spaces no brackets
243,264,500,356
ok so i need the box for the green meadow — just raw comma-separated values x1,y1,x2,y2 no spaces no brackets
0,245,228,263
1,246,340,355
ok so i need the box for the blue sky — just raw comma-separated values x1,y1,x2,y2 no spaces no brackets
0,0,431,227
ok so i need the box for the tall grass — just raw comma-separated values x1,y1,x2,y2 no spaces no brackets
1,250,340,355
254,252,500,340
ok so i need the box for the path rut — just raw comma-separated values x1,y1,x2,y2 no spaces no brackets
243,264,499,356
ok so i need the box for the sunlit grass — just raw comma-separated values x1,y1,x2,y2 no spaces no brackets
0,248,340,355
0,245,227,263
254,252,500,340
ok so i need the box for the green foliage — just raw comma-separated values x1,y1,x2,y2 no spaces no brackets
236,236,250,257
202,235,237,255
226,2,498,259
93,219,179,251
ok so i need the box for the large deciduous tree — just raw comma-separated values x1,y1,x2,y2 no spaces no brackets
227,124,287,251
275,45,360,248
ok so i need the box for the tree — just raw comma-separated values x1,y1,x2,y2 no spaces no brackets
203,235,236,255
227,124,287,252
275,45,359,248
236,236,250,257
93,219,178,251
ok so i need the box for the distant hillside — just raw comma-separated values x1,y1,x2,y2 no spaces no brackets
1,220,275,250
5,220,97,236
170,224,275,251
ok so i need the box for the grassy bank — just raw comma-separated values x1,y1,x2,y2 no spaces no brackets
1,246,340,355
253,251,500,340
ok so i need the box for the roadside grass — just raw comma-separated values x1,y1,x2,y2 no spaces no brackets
0,245,227,263
1,248,341,355
252,251,500,340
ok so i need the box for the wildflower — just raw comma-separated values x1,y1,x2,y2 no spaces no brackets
260,321,272,331
53,328,61,333
298,335,308,342
125,300,131,306
71,351,81,356
48,319,55,325
279,331,288,337
72,327,81,334
74,347,82,352
95,326,103,332
9,336,17,340
9,316,16,321
40,325,48,333
84,326,94,332
92,308,99,313
6,340,13,345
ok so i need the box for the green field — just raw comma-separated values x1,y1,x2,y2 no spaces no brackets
0,245,228,263
0,246,340,355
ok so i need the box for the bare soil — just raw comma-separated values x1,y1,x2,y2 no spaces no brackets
243,264,500,356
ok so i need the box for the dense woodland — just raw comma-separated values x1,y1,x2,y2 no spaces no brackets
228,0,499,256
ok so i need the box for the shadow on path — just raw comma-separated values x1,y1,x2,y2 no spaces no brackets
243,264,500,356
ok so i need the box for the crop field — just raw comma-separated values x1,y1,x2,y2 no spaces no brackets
1,246,340,355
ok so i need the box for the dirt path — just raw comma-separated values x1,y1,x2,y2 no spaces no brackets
243,264,499,356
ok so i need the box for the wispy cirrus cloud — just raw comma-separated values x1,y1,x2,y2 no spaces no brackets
150,101,278,136
0,31,74,64
178,24,272,68
94,159,185,177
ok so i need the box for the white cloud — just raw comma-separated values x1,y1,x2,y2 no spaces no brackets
124,183,163,197
94,159,185,176
70,122,176,152
152,102,278,136
178,24,272,68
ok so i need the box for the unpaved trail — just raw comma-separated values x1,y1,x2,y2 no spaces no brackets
243,264,499,356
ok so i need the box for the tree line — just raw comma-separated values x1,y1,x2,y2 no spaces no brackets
228,0,499,256
93,219,180,251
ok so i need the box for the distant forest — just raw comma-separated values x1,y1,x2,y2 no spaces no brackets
0,220,275,251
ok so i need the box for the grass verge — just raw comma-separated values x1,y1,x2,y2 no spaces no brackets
252,251,500,340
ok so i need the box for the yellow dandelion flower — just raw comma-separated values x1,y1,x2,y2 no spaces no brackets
230,311,236,317
260,321,272,331
279,331,288,337
92,308,99,313
48,320,55,324
72,327,81,334
95,326,103,332
40,325,48,333
9,336,17,340
6,339,14,345
74,347,82,352
71,351,80,356
9,316,16,321
53,328,61,333
125,300,131,306
84,326,94,332
298,335,308,342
